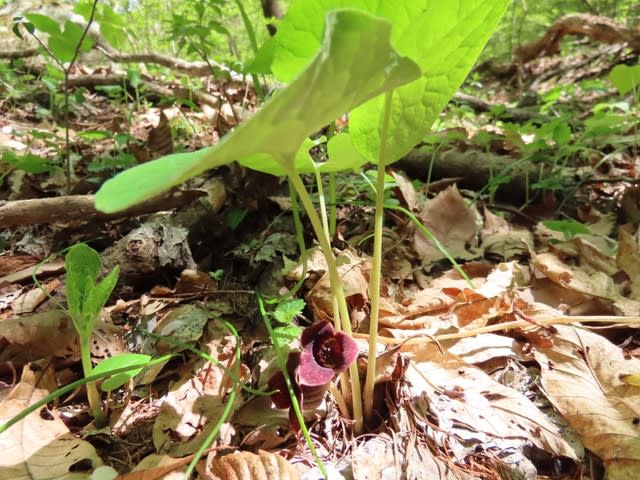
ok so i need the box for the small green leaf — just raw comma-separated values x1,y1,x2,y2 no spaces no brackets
49,21,93,63
77,130,112,141
92,353,151,392
95,9,420,213
273,299,306,324
272,324,302,351
84,266,120,320
542,220,589,239
65,244,118,332
24,13,61,36
66,244,102,327
2,152,54,174
609,64,640,96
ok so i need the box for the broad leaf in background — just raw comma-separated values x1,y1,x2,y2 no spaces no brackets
95,9,420,213
24,14,94,63
268,0,509,162
609,64,640,97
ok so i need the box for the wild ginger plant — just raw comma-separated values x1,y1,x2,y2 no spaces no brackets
95,2,508,434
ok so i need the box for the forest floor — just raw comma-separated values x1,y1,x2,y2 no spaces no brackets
1,25,640,480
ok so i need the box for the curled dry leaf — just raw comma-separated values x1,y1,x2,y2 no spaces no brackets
209,450,298,480
413,185,481,267
0,359,104,479
534,325,640,480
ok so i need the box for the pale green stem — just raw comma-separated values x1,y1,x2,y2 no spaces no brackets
286,170,363,434
314,165,331,244
184,321,242,480
328,173,337,236
80,331,104,426
364,90,394,425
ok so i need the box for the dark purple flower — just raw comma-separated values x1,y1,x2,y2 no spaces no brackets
268,321,359,429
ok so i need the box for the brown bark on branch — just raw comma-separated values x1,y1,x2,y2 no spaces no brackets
0,48,38,59
517,13,640,63
0,190,207,228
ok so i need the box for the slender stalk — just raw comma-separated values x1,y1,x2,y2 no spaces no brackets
184,321,242,479
79,332,104,426
328,173,337,236
363,91,394,424
314,165,331,244
286,171,363,434
258,295,328,479
0,355,174,435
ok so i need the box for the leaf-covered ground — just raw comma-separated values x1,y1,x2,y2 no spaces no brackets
2,10,640,480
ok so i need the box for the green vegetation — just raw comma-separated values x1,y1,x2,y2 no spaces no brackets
2,0,640,478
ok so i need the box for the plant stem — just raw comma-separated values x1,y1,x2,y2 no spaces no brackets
232,0,265,100
184,321,242,480
328,173,337,236
363,90,394,425
80,332,104,426
0,355,175,435
258,295,328,479
287,171,363,434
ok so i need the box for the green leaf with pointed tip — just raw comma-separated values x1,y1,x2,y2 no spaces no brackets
65,244,119,332
66,244,102,328
94,9,420,213
84,265,120,320
93,353,151,392
269,0,509,163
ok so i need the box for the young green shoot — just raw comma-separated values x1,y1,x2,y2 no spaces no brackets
65,243,120,425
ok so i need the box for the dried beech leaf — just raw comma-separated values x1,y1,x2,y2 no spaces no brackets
534,325,640,480
209,450,298,480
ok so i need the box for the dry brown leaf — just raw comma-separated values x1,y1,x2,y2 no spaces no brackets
404,344,577,468
306,248,370,318
0,359,103,479
389,170,418,211
0,259,65,285
533,252,617,299
413,185,480,267
207,450,298,480
152,321,241,456
0,311,79,366
11,279,60,315
617,229,640,300
534,325,640,480
119,453,191,479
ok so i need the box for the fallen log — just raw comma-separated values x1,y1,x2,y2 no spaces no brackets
517,13,640,63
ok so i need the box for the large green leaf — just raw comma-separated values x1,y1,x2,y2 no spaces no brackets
95,9,419,213
269,0,509,163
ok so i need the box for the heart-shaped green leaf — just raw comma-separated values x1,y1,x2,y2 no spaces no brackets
95,9,420,213
609,64,640,96
269,0,509,163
